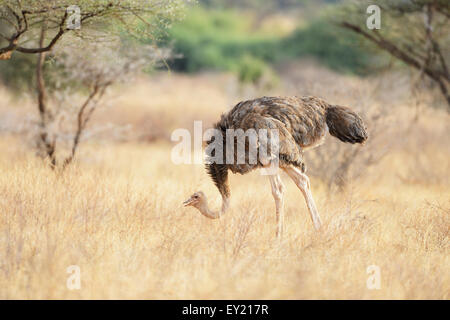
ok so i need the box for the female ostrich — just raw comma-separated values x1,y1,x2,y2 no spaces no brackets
183,96,367,236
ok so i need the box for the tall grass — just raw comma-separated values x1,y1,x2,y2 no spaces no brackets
0,67,449,299
0,137,448,299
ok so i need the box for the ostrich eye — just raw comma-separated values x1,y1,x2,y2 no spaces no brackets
194,195,199,199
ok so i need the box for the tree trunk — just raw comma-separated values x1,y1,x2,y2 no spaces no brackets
36,24,56,168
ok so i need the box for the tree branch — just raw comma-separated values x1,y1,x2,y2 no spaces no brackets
62,82,109,169
16,11,67,54
340,20,449,107
16,27,65,53
340,22,424,70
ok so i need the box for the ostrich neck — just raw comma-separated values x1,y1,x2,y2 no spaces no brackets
197,194,229,219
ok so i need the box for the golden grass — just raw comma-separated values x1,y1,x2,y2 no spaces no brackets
0,135,448,299
0,72,448,299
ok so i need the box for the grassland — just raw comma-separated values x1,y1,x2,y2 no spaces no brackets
0,69,448,299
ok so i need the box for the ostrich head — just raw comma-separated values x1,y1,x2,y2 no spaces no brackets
183,191,206,209
183,191,229,219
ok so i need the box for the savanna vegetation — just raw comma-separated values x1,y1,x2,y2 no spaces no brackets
160,5,379,83
0,0,448,299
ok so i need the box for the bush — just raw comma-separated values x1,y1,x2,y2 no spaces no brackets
235,55,266,84
157,7,381,81
163,8,275,75
281,19,377,75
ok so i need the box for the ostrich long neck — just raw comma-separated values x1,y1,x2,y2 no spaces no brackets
201,163,230,219
197,193,230,219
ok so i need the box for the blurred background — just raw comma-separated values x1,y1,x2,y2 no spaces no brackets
1,0,448,187
0,0,448,299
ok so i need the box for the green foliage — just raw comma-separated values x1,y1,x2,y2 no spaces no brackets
235,55,267,84
1,1,384,90
281,19,376,75
159,7,379,81
199,0,342,10
0,0,186,90
156,8,279,83
165,9,264,70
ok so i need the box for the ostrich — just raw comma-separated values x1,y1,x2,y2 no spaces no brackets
183,96,367,236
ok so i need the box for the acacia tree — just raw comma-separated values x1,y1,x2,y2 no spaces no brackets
0,0,185,58
38,39,170,168
0,0,186,168
339,0,449,107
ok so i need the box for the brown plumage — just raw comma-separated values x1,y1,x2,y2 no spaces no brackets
184,96,368,236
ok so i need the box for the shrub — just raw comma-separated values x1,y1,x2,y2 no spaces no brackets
158,7,381,80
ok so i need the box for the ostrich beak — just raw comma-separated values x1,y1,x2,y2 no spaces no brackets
183,198,194,207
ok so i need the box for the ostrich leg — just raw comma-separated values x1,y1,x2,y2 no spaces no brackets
269,173,285,237
283,166,322,230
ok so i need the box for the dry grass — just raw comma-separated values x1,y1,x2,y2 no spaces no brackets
0,70,449,299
